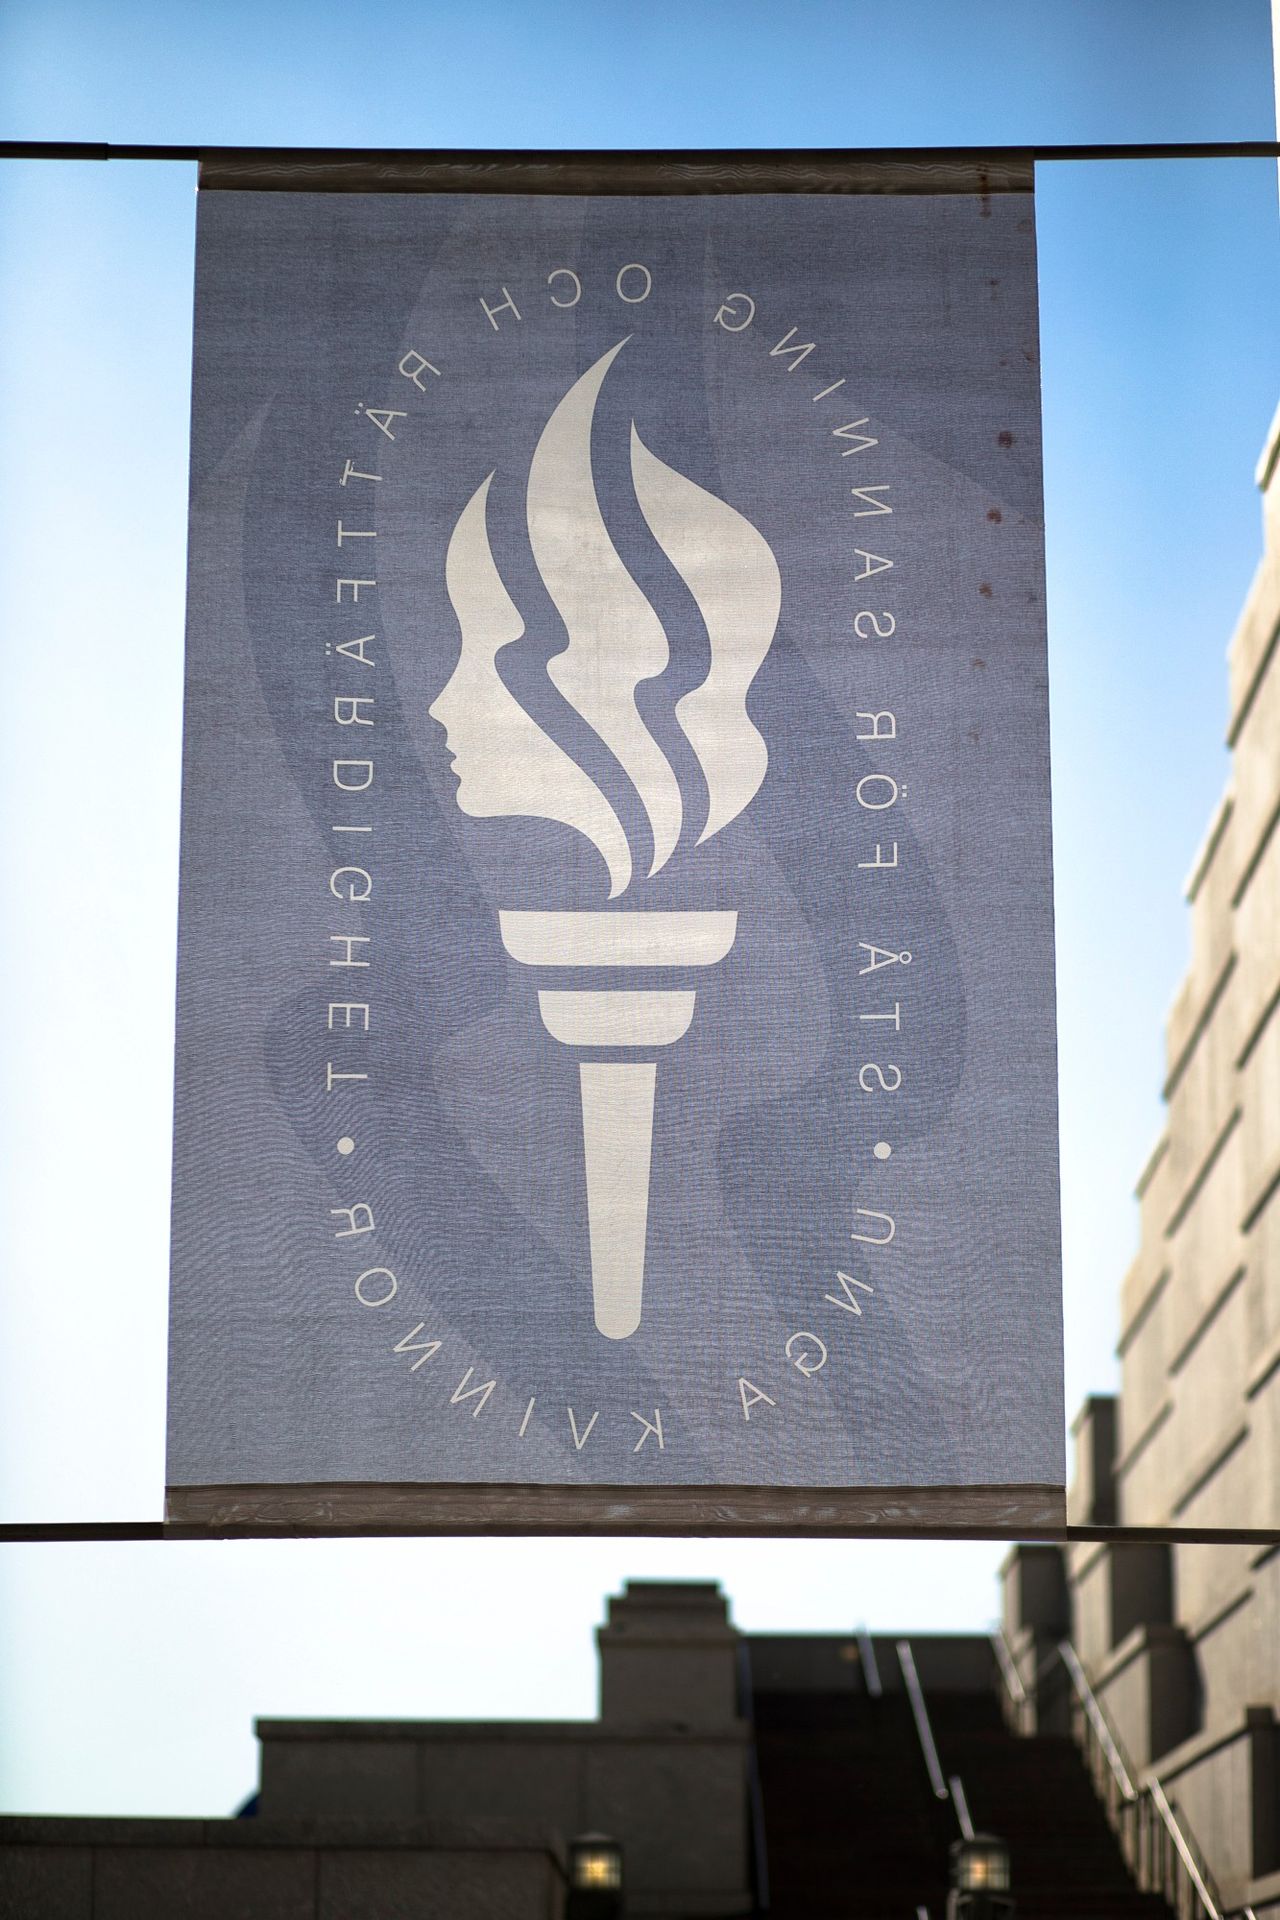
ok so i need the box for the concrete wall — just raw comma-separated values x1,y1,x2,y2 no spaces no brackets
256,1582,755,1918
0,1817,567,1920
255,1721,752,1918
0,1582,759,1920
0,1582,755,1920
1004,403,1280,1914
1154,1708,1280,1910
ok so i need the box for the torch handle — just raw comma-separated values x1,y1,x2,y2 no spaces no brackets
578,1061,657,1341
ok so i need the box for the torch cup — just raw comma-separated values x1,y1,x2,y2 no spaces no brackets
498,910,738,1340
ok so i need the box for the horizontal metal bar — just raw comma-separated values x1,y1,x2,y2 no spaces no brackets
1016,1522,1280,1545
2,1517,1280,1544
0,1523,167,1543
0,139,1277,167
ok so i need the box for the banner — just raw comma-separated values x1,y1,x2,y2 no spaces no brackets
168,157,1064,1531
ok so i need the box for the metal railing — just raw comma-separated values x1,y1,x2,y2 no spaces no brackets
856,1623,883,1698
991,1630,1249,1920
896,1634,980,1865
990,1621,1027,1709
948,1772,976,1842
897,1640,952,1802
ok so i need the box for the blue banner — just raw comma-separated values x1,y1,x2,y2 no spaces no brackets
169,178,1064,1524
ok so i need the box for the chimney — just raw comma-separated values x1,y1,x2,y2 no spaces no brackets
597,1581,743,1727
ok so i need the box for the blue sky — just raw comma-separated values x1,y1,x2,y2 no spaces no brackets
0,0,1277,1820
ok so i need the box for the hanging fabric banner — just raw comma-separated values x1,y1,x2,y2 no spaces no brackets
168,154,1064,1532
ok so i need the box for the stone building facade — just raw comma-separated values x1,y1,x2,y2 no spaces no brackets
1004,402,1280,1915
0,1580,1187,1918
0,1582,756,1919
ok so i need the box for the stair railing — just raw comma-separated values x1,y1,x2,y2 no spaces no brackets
1147,1777,1224,1920
1057,1639,1136,1803
991,1623,1027,1713
896,1637,978,1854
897,1639,951,1802
856,1624,884,1698
991,1630,1244,1920
948,1772,976,1843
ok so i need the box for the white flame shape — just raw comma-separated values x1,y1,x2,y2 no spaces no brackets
432,340,781,894
436,473,633,894
630,422,781,845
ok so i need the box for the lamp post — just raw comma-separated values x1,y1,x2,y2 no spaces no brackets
566,1832,624,1919
946,1832,1014,1919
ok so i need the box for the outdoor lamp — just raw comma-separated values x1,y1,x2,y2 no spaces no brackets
947,1833,1014,1918
567,1833,624,1918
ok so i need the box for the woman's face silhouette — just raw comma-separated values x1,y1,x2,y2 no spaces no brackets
428,636,519,818
428,472,526,816
428,473,632,897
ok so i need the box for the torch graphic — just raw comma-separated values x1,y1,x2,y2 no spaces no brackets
498,907,737,1339
429,340,781,1340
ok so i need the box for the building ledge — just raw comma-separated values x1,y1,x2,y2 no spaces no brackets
256,1717,751,1745
1169,1416,1249,1518
1093,1620,1187,1692
1114,1396,1173,1482
1163,951,1236,1101
1186,1580,1254,1648
1135,1131,1170,1200
1118,1266,1170,1358
1139,1705,1266,1790
1246,1865,1280,1916
1065,1538,1107,1583
1226,547,1280,748
1247,1327,1280,1400
0,1814,567,1855
1167,1264,1245,1377
1163,1105,1242,1239
1183,788,1235,902
1231,788,1280,910
1254,397,1280,493
1236,968,1280,1070
1242,1151,1280,1235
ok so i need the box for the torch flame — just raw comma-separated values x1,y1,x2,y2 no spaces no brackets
436,340,781,894
529,339,683,877
629,421,780,844
436,472,634,896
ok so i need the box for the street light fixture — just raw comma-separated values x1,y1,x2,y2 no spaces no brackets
947,1832,1014,1918
567,1832,624,1918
